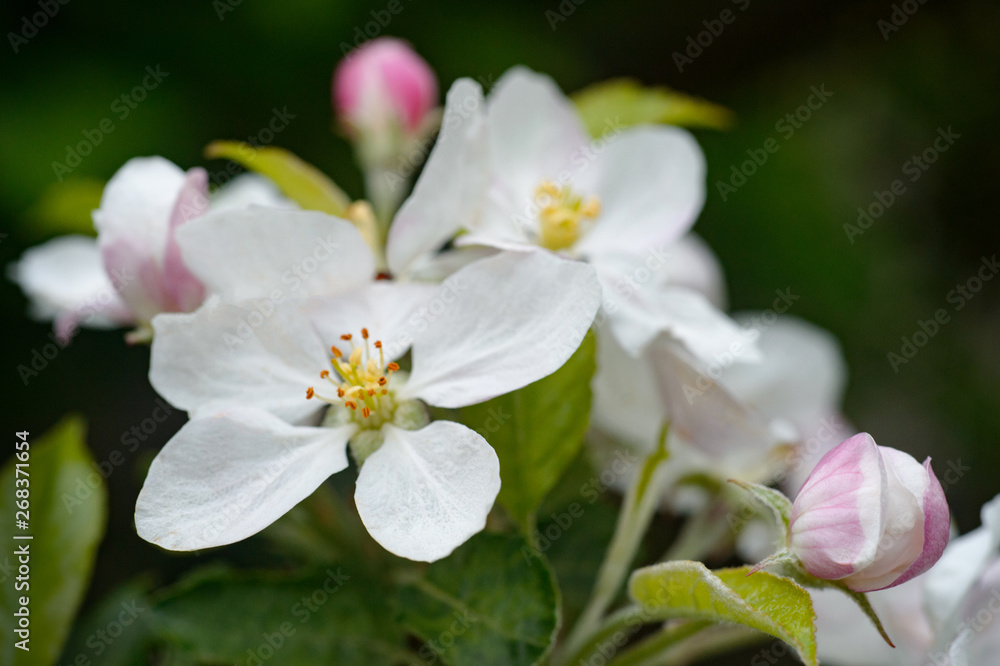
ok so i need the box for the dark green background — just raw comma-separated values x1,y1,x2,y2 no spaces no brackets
3,0,999,661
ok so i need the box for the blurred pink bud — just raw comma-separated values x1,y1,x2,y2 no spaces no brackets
789,432,949,592
333,38,437,135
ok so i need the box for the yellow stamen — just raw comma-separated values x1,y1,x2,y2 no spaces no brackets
534,180,601,251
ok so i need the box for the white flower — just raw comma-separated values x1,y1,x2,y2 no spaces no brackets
388,67,745,361
9,158,292,342
136,250,602,562
589,314,850,522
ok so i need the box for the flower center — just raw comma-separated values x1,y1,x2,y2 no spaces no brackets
306,328,400,429
534,180,601,252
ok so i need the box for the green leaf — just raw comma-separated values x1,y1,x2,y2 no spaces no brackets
205,141,351,215
0,418,107,666
628,561,817,666
24,178,104,237
59,581,155,666
148,567,409,665
440,333,596,531
572,79,735,137
397,533,559,666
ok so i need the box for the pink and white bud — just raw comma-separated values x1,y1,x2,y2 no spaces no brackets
789,432,950,592
333,37,437,138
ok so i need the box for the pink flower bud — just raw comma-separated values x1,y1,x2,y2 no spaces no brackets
333,38,437,135
789,432,949,592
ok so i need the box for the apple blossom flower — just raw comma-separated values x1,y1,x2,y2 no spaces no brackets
591,315,848,488
388,67,746,363
136,250,602,561
789,432,949,592
9,158,292,342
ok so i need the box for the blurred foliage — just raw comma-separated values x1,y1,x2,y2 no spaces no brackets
3,1,1000,664
0,418,106,666
573,78,735,135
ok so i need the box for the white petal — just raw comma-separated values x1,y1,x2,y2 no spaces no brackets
603,277,757,361
354,421,500,562
210,174,296,211
93,156,186,258
722,315,847,430
402,246,499,282
176,207,374,302
590,332,664,451
842,447,926,591
923,494,1000,632
813,585,923,665
665,233,728,308
648,340,780,462
401,251,601,408
574,125,705,258
150,298,326,423
387,78,488,277
9,235,131,330
302,281,439,360
485,67,589,203
135,408,353,550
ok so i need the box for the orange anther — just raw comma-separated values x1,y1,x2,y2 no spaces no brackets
378,377,387,386
331,346,342,357
361,328,369,339
337,388,345,398
362,407,371,418
320,370,330,379
374,340,382,348
367,388,376,396
345,401,357,410
387,362,400,372
306,387,315,399
340,334,352,341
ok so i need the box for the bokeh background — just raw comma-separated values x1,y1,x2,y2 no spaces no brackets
3,0,999,662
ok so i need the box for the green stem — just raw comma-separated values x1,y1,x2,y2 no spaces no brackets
607,621,712,666
660,499,733,563
558,606,649,666
625,625,764,666
558,425,671,663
